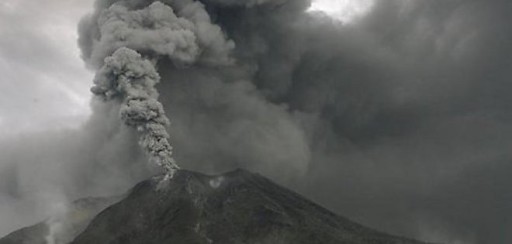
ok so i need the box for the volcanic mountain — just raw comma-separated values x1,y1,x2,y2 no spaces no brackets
1,169,428,244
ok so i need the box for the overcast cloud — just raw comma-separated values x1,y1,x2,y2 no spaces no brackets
0,0,94,136
0,1,511,244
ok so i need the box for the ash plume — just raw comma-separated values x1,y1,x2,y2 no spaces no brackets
83,0,235,178
79,0,314,181
92,47,179,178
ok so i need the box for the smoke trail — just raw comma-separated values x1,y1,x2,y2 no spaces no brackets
92,47,179,178
84,1,235,179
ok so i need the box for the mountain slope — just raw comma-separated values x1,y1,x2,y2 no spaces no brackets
0,196,121,244
71,169,427,244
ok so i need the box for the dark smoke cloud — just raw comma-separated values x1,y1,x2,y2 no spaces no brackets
1,0,511,243
92,47,180,178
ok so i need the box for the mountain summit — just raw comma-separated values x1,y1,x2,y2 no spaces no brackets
1,169,428,244
72,169,426,244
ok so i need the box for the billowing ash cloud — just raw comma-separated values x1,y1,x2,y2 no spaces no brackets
91,47,179,178
81,0,237,178
78,0,312,180
76,0,512,243
80,1,234,68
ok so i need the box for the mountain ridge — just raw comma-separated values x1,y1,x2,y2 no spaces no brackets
72,169,429,244
1,169,432,244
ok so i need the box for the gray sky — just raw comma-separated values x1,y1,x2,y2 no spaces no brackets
1,1,511,244
0,0,93,136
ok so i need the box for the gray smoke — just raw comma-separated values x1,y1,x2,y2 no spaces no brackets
91,47,179,178
82,0,236,178
81,1,234,68
77,0,312,181
76,0,512,243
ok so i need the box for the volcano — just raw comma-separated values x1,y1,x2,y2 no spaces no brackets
1,169,428,244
